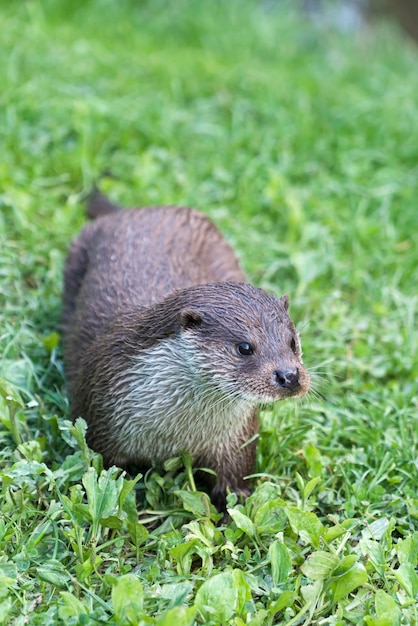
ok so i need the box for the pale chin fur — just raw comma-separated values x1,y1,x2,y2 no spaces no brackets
105,336,257,465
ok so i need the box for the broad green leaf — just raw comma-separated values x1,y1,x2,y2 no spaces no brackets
375,590,401,625
82,467,123,532
155,606,196,626
37,560,70,587
2,461,54,490
99,515,124,529
0,563,17,587
183,519,215,548
158,582,193,603
0,378,25,445
64,417,87,444
329,562,368,602
303,476,322,501
393,562,418,599
118,475,143,514
363,518,391,541
127,521,149,548
175,489,212,517
59,592,88,620
170,539,200,575
333,554,358,577
71,502,92,525
268,590,296,616
247,482,282,507
112,574,144,624
0,598,12,623
228,509,256,538
194,572,237,623
68,417,101,468
285,506,324,548
324,523,347,543
17,440,43,463
301,551,339,580
269,540,292,585
0,379,24,410
163,455,184,472
359,539,386,577
365,616,397,626
75,555,103,583
397,532,418,566
254,499,287,534
232,569,253,616
301,579,323,606
364,589,401,626
247,609,269,626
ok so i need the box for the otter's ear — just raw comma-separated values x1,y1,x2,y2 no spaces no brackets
179,309,203,330
280,294,289,311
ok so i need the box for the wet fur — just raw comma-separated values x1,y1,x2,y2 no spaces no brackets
62,194,310,511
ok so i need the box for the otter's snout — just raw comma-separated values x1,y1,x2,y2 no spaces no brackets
274,367,300,391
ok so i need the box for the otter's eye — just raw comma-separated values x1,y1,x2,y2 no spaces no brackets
290,337,297,354
237,342,254,356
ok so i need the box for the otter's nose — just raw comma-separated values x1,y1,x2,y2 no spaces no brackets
274,367,300,391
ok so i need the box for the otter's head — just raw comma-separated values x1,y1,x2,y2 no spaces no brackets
175,282,310,404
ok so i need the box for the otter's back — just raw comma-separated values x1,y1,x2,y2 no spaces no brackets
62,206,245,374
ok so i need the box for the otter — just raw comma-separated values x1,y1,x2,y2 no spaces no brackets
61,191,310,512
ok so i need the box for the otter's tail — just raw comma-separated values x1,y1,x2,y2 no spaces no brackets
87,186,122,220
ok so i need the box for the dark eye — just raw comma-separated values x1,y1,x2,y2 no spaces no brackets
237,342,254,356
290,337,297,354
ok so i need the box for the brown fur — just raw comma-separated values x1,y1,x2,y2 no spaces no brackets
62,192,310,512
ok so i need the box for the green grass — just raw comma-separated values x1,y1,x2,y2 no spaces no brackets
1,0,417,623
